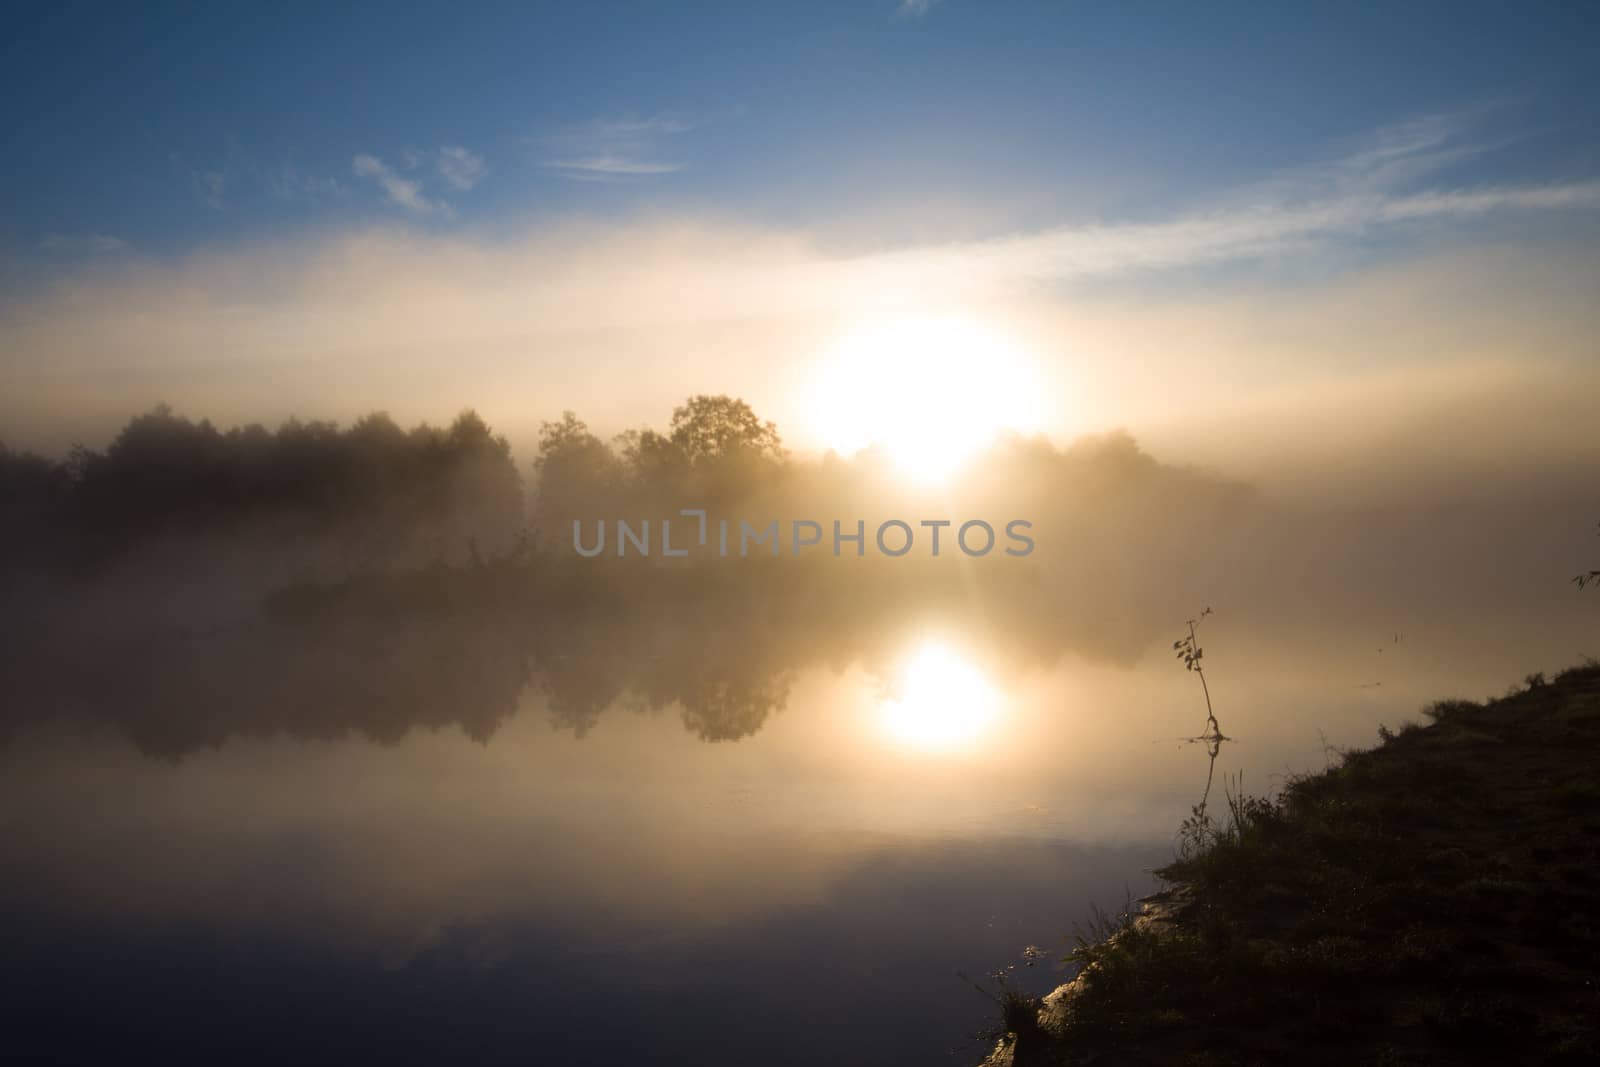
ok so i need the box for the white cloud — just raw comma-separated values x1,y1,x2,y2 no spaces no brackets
543,155,686,179
352,154,446,215
843,113,1599,288
353,146,485,210
837,177,1600,297
897,0,939,18
437,146,487,190
538,115,692,181
1229,111,1512,213
889,182,1600,283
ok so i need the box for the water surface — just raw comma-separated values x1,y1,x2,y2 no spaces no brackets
1,587,1588,1064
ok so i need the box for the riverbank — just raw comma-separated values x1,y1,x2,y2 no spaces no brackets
985,662,1600,1065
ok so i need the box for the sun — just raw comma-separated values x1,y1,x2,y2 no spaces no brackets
804,314,1049,485
878,641,1004,752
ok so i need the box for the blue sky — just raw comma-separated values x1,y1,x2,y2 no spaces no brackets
5,1,1598,260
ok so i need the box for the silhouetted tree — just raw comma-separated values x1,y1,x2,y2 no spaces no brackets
0,440,72,564
667,394,784,466
663,394,787,507
7,405,523,571
532,412,622,544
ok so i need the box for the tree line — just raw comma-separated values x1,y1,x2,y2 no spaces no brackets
0,394,798,573
1,404,522,571
2,392,1253,583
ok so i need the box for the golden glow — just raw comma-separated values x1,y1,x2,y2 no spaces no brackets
804,314,1048,485
878,641,1003,752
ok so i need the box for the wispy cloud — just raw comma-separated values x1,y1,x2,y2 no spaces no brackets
437,146,487,191
543,156,686,179
897,0,939,18
176,148,344,209
852,179,1600,291
193,166,228,209
352,154,447,215
353,145,487,212
263,159,345,202
850,113,1597,287
538,115,692,181
1232,111,1513,210
585,116,695,138
37,233,128,254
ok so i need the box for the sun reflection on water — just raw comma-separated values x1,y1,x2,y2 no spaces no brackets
878,641,1003,752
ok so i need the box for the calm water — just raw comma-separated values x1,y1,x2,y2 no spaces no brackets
1,585,1590,1064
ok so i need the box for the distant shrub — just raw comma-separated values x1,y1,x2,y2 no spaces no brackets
1422,699,1478,723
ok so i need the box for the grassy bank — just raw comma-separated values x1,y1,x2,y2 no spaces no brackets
988,662,1600,1066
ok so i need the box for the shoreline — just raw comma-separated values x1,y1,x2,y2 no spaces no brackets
981,662,1600,1065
